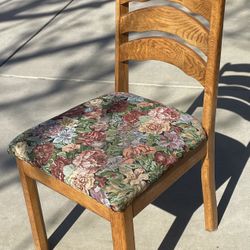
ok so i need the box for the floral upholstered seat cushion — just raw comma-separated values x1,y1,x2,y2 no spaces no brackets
8,92,206,211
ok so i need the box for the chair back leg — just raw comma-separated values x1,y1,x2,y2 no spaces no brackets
201,143,218,231
17,160,48,250
110,205,135,250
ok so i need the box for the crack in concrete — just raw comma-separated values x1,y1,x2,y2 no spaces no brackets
0,0,75,67
0,73,205,88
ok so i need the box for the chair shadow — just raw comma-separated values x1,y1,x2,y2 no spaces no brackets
156,133,249,250
48,204,85,249
155,62,250,249
45,63,249,249
3,0,248,248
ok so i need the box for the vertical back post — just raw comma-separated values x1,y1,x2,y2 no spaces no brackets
201,0,226,230
115,0,129,92
202,0,225,133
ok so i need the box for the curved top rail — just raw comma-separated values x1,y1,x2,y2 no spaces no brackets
120,0,211,21
120,6,209,54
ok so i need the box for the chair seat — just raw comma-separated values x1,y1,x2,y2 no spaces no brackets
8,92,206,211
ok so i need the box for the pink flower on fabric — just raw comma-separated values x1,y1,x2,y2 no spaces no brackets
160,131,185,150
148,107,180,121
107,100,129,113
71,170,95,194
154,151,177,167
77,131,106,146
73,149,107,173
94,176,108,188
62,143,80,152
86,98,103,108
171,126,182,134
139,120,170,134
123,144,156,159
33,143,54,166
117,123,134,133
84,108,102,119
137,102,154,108
123,110,146,124
51,157,71,181
90,121,108,131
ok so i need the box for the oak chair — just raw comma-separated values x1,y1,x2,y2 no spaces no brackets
9,0,226,249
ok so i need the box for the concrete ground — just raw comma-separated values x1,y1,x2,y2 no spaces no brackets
0,0,249,249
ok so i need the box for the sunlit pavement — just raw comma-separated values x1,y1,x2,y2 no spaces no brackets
0,0,249,249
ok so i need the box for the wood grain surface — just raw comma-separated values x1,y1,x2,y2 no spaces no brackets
111,206,135,250
115,1,129,92
18,159,111,221
121,6,209,54
169,0,211,20
121,0,211,21
120,37,206,84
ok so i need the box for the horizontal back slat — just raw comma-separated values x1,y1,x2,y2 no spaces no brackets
121,6,209,54
121,0,211,21
120,0,149,4
169,0,211,21
120,37,206,84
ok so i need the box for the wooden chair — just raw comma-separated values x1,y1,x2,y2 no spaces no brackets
9,0,226,249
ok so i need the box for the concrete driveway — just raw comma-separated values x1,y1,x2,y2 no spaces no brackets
0,0,249,249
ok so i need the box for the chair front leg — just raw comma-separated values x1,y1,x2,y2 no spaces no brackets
110,205,135,250
17,159,48,250
201,141,218,231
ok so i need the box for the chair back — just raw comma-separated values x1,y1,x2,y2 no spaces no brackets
115,0,226,139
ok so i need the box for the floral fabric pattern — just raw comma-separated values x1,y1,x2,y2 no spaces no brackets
8,92,206,211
